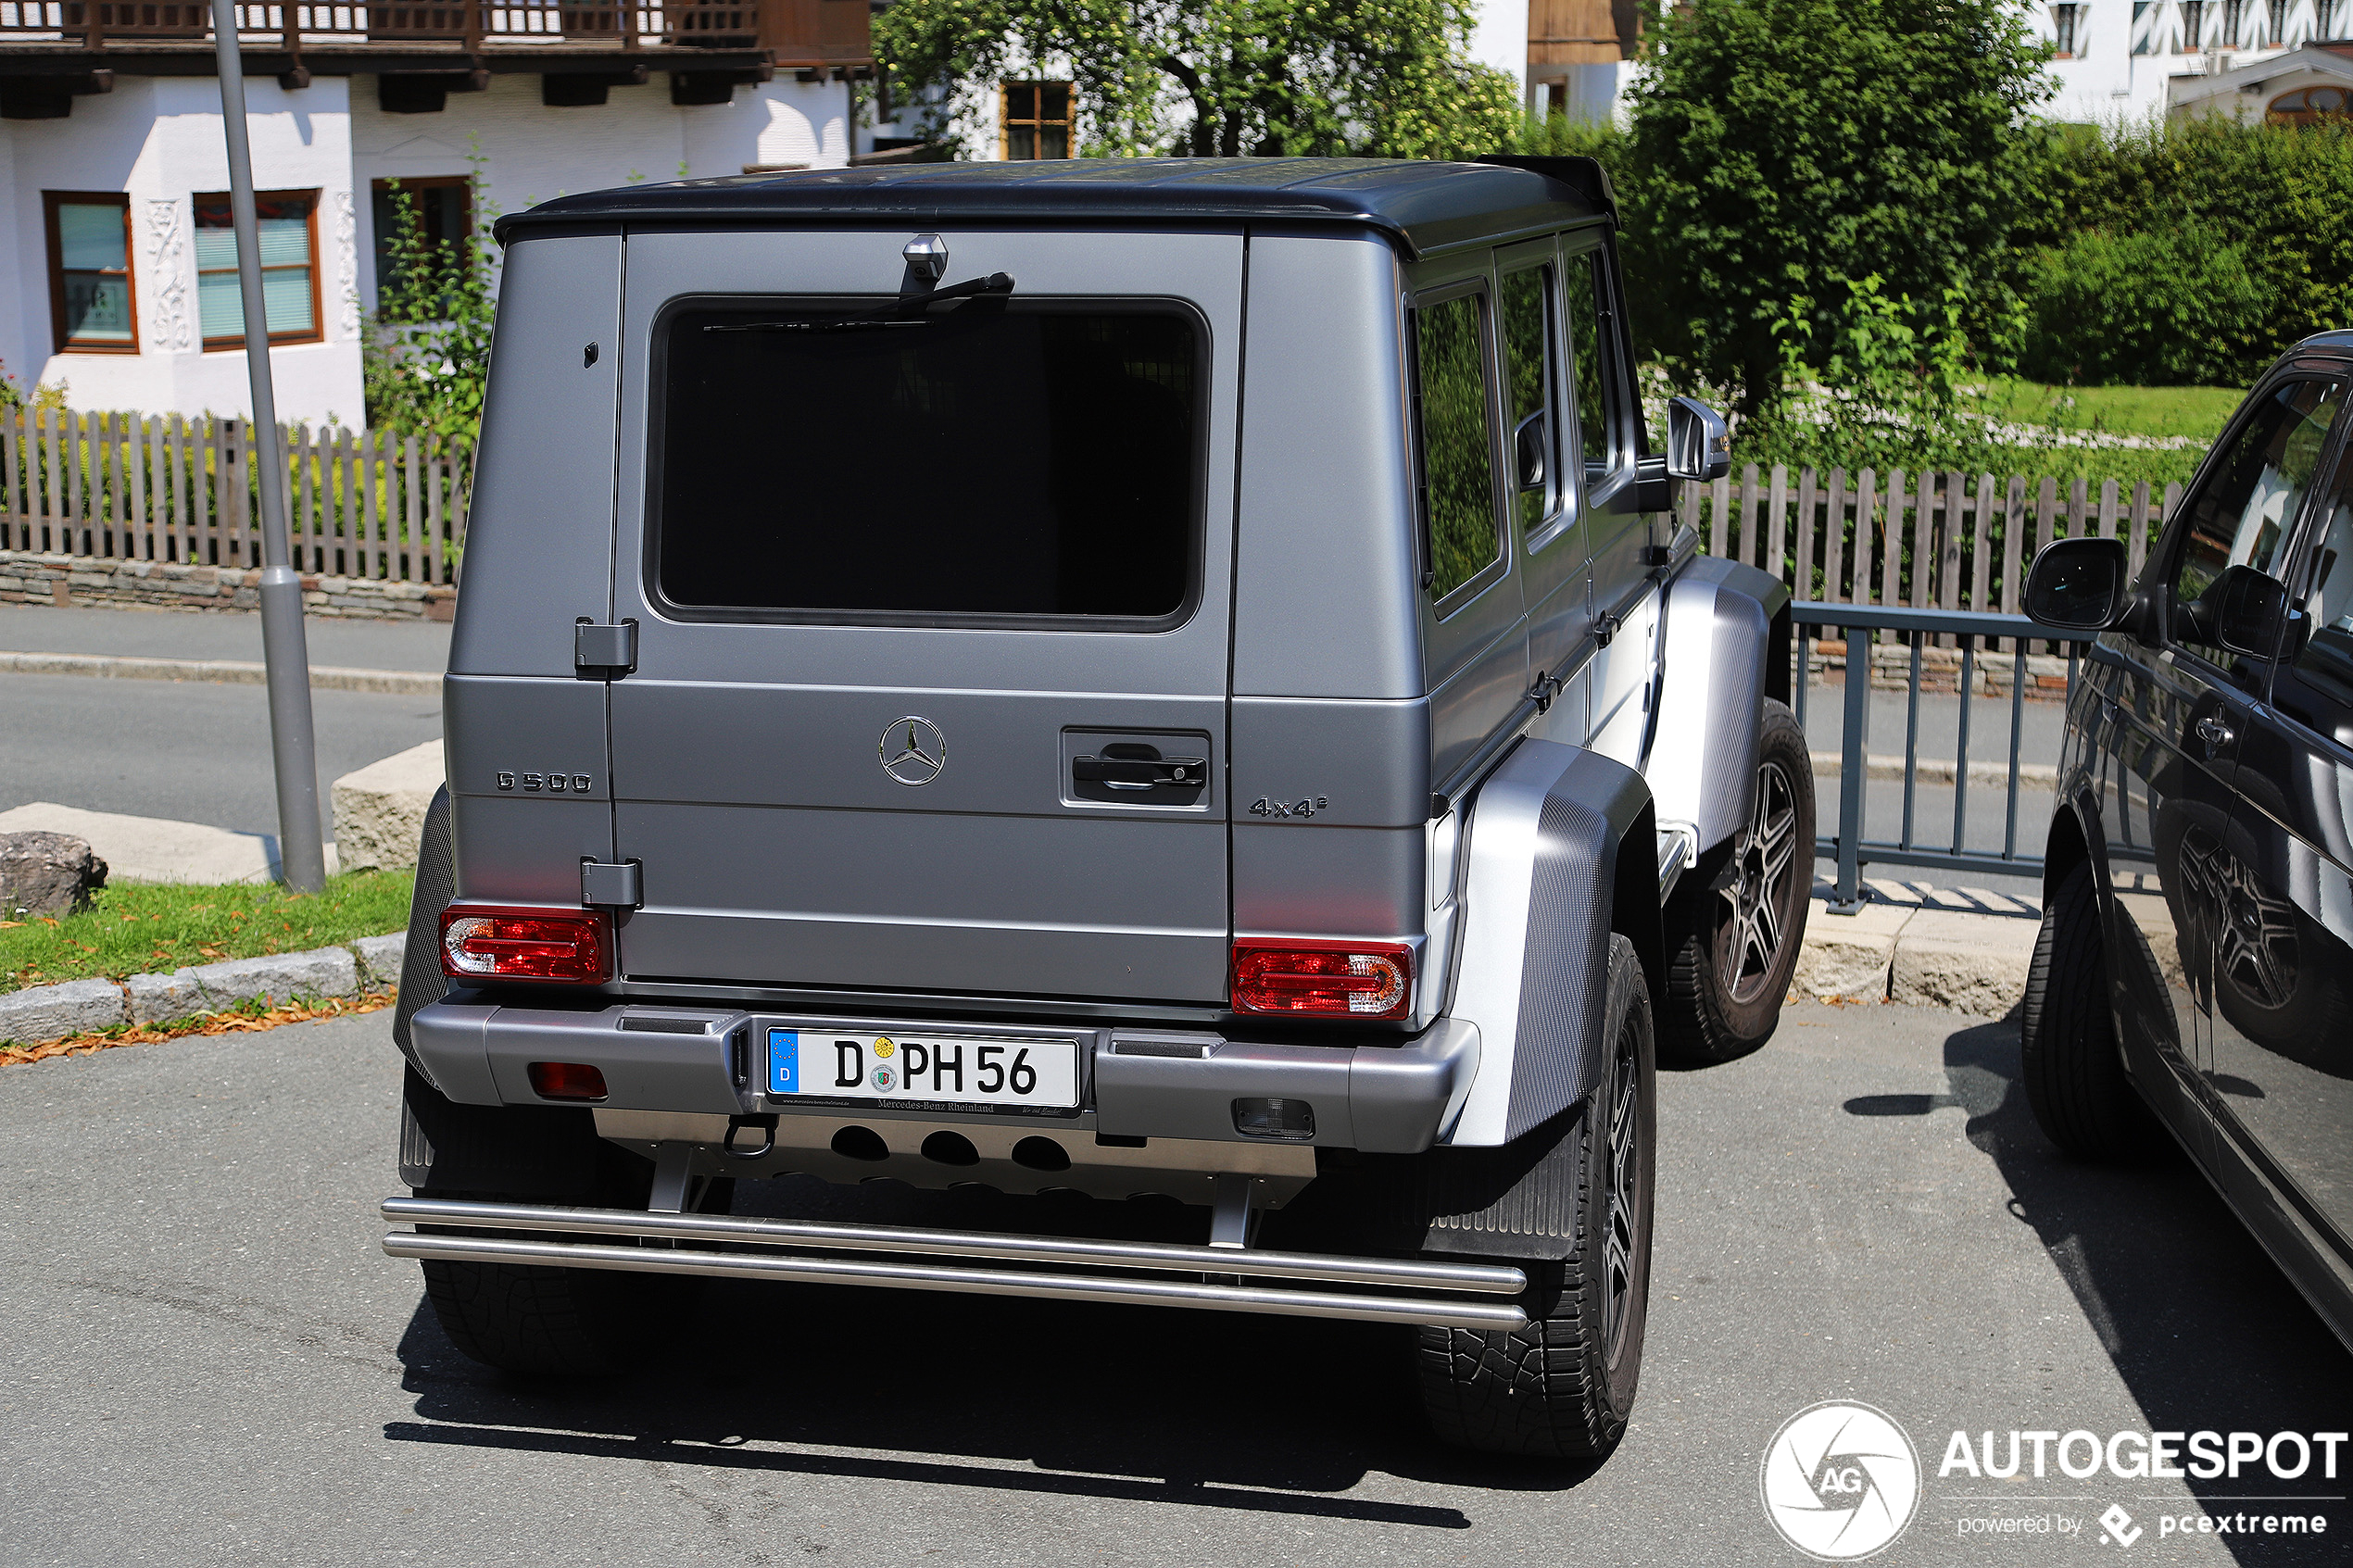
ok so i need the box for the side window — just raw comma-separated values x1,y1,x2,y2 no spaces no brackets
2171,377,2343,660
1412,288,1504,603
1562,251,1617,483
1499,263,1558,535
2284,449,2353,727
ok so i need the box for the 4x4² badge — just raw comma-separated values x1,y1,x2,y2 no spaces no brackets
880,717,946,786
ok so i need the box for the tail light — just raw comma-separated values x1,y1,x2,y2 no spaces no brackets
440,906,610,984
1231,940,1412,1019
527,1061,609,1101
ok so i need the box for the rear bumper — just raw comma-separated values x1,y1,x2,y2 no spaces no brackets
380,1196,1529,1331
409,995,1480,1155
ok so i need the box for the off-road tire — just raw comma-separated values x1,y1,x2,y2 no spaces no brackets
2020,858,2153,1160
405,1069,724,1378
1416,935,1656,1459
1656,699,1814,1065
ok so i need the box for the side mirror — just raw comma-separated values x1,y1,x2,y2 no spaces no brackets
2024,536,2132,632
1665,395,1730,483
2179,564,2291,659
1514,409,1548,494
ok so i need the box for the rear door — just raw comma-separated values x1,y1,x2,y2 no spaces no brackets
1499,233,1592,725
1565,237,1655,763
2120,375,2343,1103
604,228,1242,1004
1410,257,1528,783
2213,399,2353,1261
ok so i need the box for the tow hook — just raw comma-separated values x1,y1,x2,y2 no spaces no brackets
724,1114,778,1160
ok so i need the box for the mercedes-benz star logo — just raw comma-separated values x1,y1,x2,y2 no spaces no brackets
879,717,946,786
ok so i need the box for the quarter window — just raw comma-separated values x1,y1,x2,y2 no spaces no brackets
1413,289,1504,602
1500,263,1559,535
195,189,321,347
44,193,137,353
1564,252,1617,483
1001,82,1074,159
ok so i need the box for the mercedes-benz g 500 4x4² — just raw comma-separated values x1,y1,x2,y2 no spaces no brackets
383,156,1812,1461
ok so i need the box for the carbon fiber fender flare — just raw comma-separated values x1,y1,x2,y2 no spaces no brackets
1441,740,1657,1148
1645,554,1787,854
392,784,456,1074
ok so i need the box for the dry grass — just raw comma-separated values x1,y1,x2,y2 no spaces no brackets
0,988,395,1068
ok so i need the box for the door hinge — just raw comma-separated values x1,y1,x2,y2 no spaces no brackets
582,859,643,909
574,618,637,678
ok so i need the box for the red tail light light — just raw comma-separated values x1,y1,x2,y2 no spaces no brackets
527,1061,609,1101
440,906,610,984
1232,940,1412,1019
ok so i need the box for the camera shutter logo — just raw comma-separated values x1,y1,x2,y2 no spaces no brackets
1760,1401,1921,1561
880,718,946,786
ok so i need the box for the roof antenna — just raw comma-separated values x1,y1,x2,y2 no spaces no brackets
901,233,950,296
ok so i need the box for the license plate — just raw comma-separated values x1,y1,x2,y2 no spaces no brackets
766,1029,1080,1110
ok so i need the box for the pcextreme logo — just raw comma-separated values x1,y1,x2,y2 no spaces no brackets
1761,1401,1923,1561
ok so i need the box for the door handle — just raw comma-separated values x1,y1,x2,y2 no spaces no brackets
2195,714,2235,755
1073,755,1207,791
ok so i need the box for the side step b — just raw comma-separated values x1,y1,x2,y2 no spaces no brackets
380,1197,1531,1332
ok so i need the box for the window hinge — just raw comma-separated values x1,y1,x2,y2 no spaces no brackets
1527,670,1567,714
574,618,637,678
582,859,643,909
1594,611,1620,649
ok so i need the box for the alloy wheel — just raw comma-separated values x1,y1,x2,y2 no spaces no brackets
1600,1018,1642,1366
1718,757,1801,1004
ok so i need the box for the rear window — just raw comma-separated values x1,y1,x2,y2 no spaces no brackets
654,301,1200,624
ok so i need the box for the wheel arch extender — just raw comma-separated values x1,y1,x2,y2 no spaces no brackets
1444,738,1656,1149
1646,554,1789,856
392,783,458,1073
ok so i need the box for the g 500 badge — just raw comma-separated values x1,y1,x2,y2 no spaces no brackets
1250,797,1329,820
497,771,594,794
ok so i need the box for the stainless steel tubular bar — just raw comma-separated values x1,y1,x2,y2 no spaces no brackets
383,1233,1534,1332
380,1198,1529,1294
